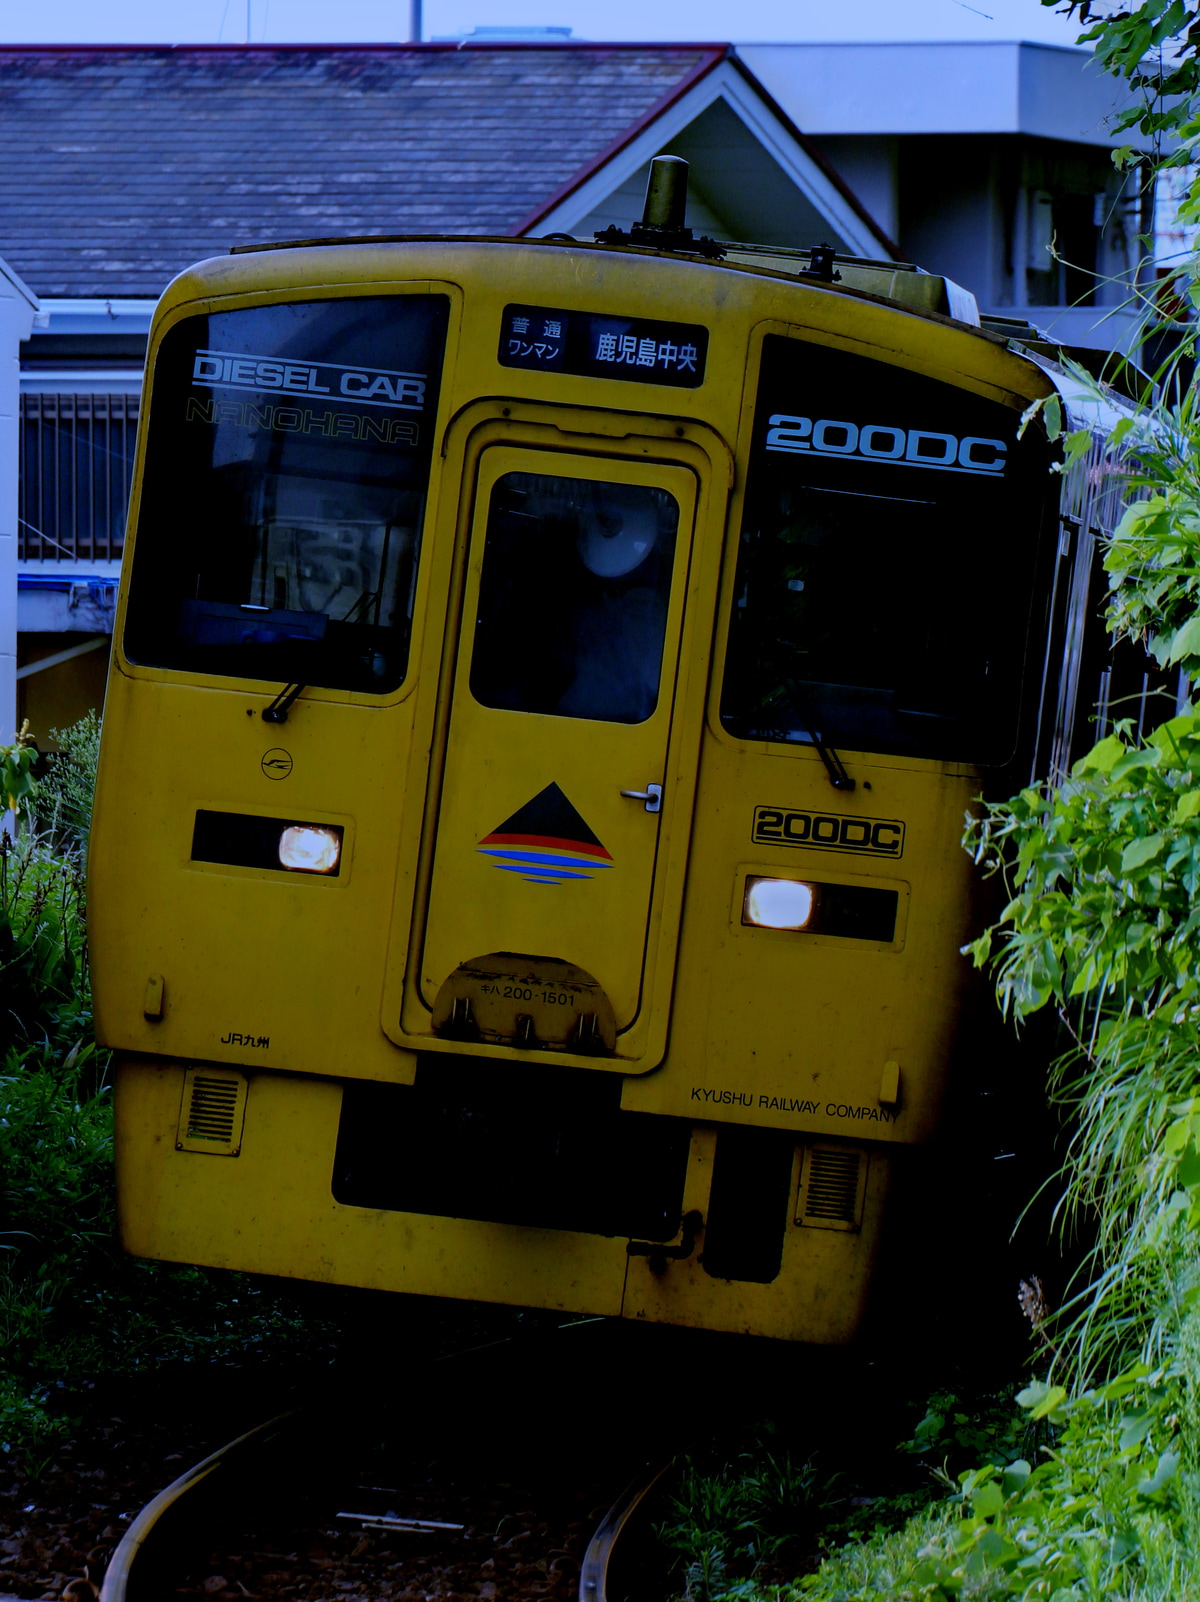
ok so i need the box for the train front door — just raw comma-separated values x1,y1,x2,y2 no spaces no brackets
409,432,717,1070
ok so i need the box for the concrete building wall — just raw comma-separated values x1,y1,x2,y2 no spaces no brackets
739,41,1151,146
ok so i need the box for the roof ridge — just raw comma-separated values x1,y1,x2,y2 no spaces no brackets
0,40,731,54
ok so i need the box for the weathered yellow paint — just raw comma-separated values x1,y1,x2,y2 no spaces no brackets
115,1058,886,1341
93,237,1057,1341
116,1060,632,1315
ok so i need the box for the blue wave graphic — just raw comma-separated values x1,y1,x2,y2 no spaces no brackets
495,863,591,883
478,847,612,870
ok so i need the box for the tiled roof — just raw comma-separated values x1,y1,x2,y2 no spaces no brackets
0,43,725,297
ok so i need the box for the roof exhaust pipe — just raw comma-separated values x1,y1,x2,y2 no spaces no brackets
641,155,689,234
592,153,725,257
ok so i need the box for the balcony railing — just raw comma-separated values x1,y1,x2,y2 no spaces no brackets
19,393,140,563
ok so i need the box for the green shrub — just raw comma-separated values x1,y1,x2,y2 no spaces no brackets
658,1443,841,1585
964,713,1200,1378
34,709,100,860
698,1361,1191,1602
0,827,87,1057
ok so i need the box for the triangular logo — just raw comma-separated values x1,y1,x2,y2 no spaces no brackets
477,782,613,885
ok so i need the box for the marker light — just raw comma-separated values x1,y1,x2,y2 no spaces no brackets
743,876,815,930
278,824,342,874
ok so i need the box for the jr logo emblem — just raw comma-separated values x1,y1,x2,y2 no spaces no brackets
753,805,905,858
261,748,293,780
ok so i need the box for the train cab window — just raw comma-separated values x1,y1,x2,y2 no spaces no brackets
721,335,1055,764
123,294,449,693
469,471,679,724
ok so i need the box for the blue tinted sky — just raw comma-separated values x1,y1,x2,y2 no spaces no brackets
0,0,1091,46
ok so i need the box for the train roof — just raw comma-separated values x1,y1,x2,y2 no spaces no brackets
214,228,1150,403
137,228,1144,425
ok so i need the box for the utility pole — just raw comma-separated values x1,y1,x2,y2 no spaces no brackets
410,0,422,41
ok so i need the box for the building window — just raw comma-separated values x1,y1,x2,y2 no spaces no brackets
19,394,139,562
1025,187,1103,307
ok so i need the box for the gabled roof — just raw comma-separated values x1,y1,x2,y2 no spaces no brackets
523,56,896,258
0,43,732,297
0,43,898,301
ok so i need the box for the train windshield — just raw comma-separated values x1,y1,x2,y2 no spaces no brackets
124,294,449,693
721,335,1054,764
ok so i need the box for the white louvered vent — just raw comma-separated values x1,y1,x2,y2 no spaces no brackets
177,1068,248,1156
796,1146,867,1231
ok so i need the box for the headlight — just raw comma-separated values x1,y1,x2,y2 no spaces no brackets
743,876,816,930
278,824,342,874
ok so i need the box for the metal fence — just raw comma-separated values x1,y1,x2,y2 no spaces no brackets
19,393,140,562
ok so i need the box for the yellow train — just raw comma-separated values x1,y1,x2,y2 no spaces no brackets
91,158,1121,1342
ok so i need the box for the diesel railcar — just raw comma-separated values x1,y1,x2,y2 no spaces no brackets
90,159,1127,1341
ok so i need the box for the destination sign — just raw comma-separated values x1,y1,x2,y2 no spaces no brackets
498,303,708,388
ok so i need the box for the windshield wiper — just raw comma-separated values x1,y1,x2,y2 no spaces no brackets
782,678,855,792
261,591,375,723
262,682,305,723
809,731,855,791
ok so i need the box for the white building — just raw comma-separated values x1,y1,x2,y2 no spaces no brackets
741,40,1158,350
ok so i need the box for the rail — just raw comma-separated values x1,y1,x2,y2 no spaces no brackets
99,1412,295,1602
99,1407,674,1602
578,1458,676,1602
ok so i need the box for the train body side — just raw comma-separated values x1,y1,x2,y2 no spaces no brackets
90,240,1060,1340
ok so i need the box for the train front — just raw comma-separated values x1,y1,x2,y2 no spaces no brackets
89,233,1058,1340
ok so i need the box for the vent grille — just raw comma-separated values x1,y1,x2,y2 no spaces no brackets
188,1076,239,1141
177,1068,247,1156
797,1146,867,1231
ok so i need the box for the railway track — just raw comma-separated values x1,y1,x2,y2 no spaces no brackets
98,1322,682,1602
99,1412,671,1602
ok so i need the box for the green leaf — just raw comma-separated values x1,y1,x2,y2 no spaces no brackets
1118,1408,1153,1449
1002,1459,1031,1491
1062,428,1093,464
970,1480,1004,1518
1019,392,1062,441
1016,1380,1051,1411
1174,789,1200,822
1138,1448,1181,1496
1074,733,1127,774
1167,612,1200,665
1175,1146,1200,1189
1122,834,1166,871
1029,1384,1067,1421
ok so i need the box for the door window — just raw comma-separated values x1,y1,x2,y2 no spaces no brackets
469,471,680,725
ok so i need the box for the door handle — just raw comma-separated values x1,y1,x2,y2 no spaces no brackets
620,783,662,814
